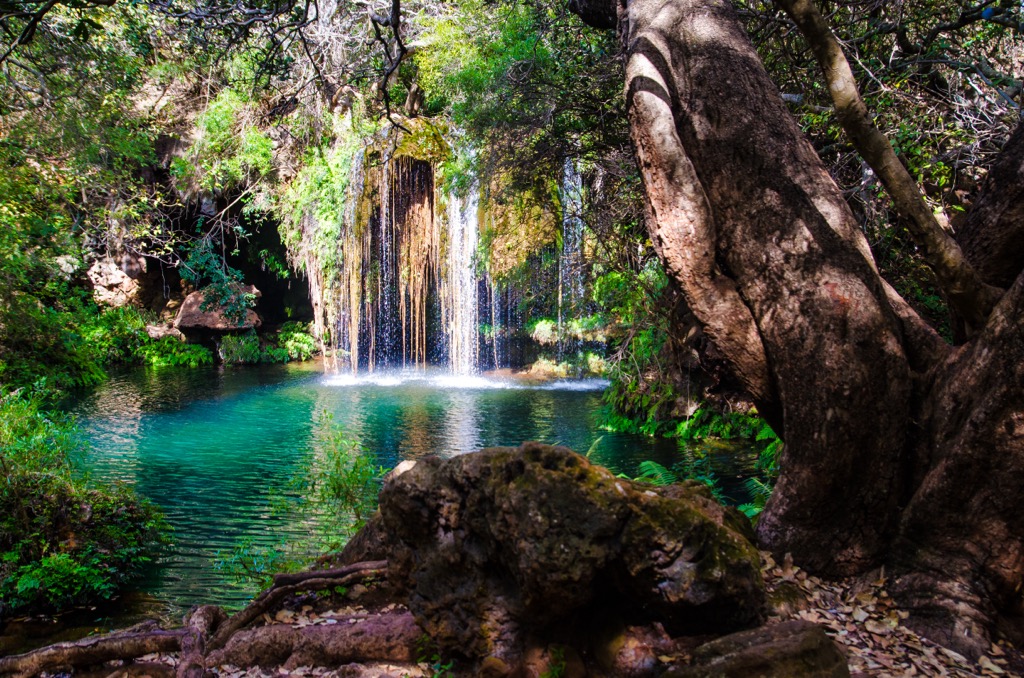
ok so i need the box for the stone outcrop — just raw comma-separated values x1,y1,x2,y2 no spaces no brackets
377,442,765,665
173,285,262,332
146,324,185,342
87,256,144,307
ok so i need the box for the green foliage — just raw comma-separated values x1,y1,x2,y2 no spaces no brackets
634,454,725,503
137,338,215,368
213,535,294,591
416,634,456,678
219,324,317,365
414,0,626,175
81,306,150,364
276,321,317,361
174,89,274,193
219,331,264,364
625,405,782,515
527,318,558,346
635,460,678,486
180,239,255,327
216,413,383,587
597,262,677,436
0,387,166,615
738,423,783,519
302,414,383,537
540,646,567,678
672,408,764,442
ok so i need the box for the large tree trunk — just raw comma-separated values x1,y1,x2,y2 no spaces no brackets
570,0,1024,659
619,0,913,575
956,121,1024,289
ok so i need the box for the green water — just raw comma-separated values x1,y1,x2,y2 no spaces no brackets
67,362,701,616
0,361,759,650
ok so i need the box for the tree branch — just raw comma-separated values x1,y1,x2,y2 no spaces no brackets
206,560,387,652
775,0,1004,334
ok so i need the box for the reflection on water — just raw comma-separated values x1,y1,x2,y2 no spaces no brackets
55,362,753,626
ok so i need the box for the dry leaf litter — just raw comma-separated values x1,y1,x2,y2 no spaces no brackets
761,551,1024,677
45,554,1024,677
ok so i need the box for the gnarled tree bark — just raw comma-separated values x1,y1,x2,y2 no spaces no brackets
569,0,1024,659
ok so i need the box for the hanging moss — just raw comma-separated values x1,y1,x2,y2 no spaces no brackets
393,118,451,163
480,174,559,279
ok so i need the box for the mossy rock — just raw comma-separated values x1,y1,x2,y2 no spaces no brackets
377,442,765,664
393,118,450,162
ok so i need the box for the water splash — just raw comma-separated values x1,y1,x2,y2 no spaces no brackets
322,369,608,391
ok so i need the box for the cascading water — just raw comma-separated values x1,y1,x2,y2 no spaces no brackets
444,191,480,374
290,128,585,376
298,137,481,375
558,160,586,357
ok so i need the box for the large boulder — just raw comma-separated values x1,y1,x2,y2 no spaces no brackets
174,285,262,332
378,442,764,665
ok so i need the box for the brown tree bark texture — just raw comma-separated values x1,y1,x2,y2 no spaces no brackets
570,0,1024,658
620,0,911,575
206,612,421,670
892,270,1024,652
0,628,184,678
957,121,1024,289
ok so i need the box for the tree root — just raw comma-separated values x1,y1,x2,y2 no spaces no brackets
77,662,176,678
0,622,183,678
206,560,388,651
177,605,228,678
207,612,421,670
271,560,387,588
0,561,390,678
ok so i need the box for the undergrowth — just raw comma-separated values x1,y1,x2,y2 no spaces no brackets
625,407,782,520
0,387,166,616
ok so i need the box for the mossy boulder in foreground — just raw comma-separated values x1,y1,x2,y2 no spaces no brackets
377,442,766,665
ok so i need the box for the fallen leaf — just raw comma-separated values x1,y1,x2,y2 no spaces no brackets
978,655,1005,674
865,619,889,635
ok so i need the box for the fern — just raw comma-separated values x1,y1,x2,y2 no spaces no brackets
738,477,775,519
635,460,678,486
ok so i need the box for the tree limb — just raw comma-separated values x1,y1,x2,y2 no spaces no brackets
0,625,183,678
206,561,388,652
775,0,1004,333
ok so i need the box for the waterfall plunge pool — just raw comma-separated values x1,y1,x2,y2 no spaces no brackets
1,361,757,650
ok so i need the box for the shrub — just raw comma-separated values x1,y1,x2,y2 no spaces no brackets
276,321,317,361
81,306,149,364
527,318,559,346
219,331,263,364
137,337,215,368
0,387,165,615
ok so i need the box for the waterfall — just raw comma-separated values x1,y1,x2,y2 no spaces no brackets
303,144,478,375
558,160,585,356
444,191,480,374
291,128,577,376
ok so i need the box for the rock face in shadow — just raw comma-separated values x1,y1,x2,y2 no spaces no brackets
377,442,765,664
